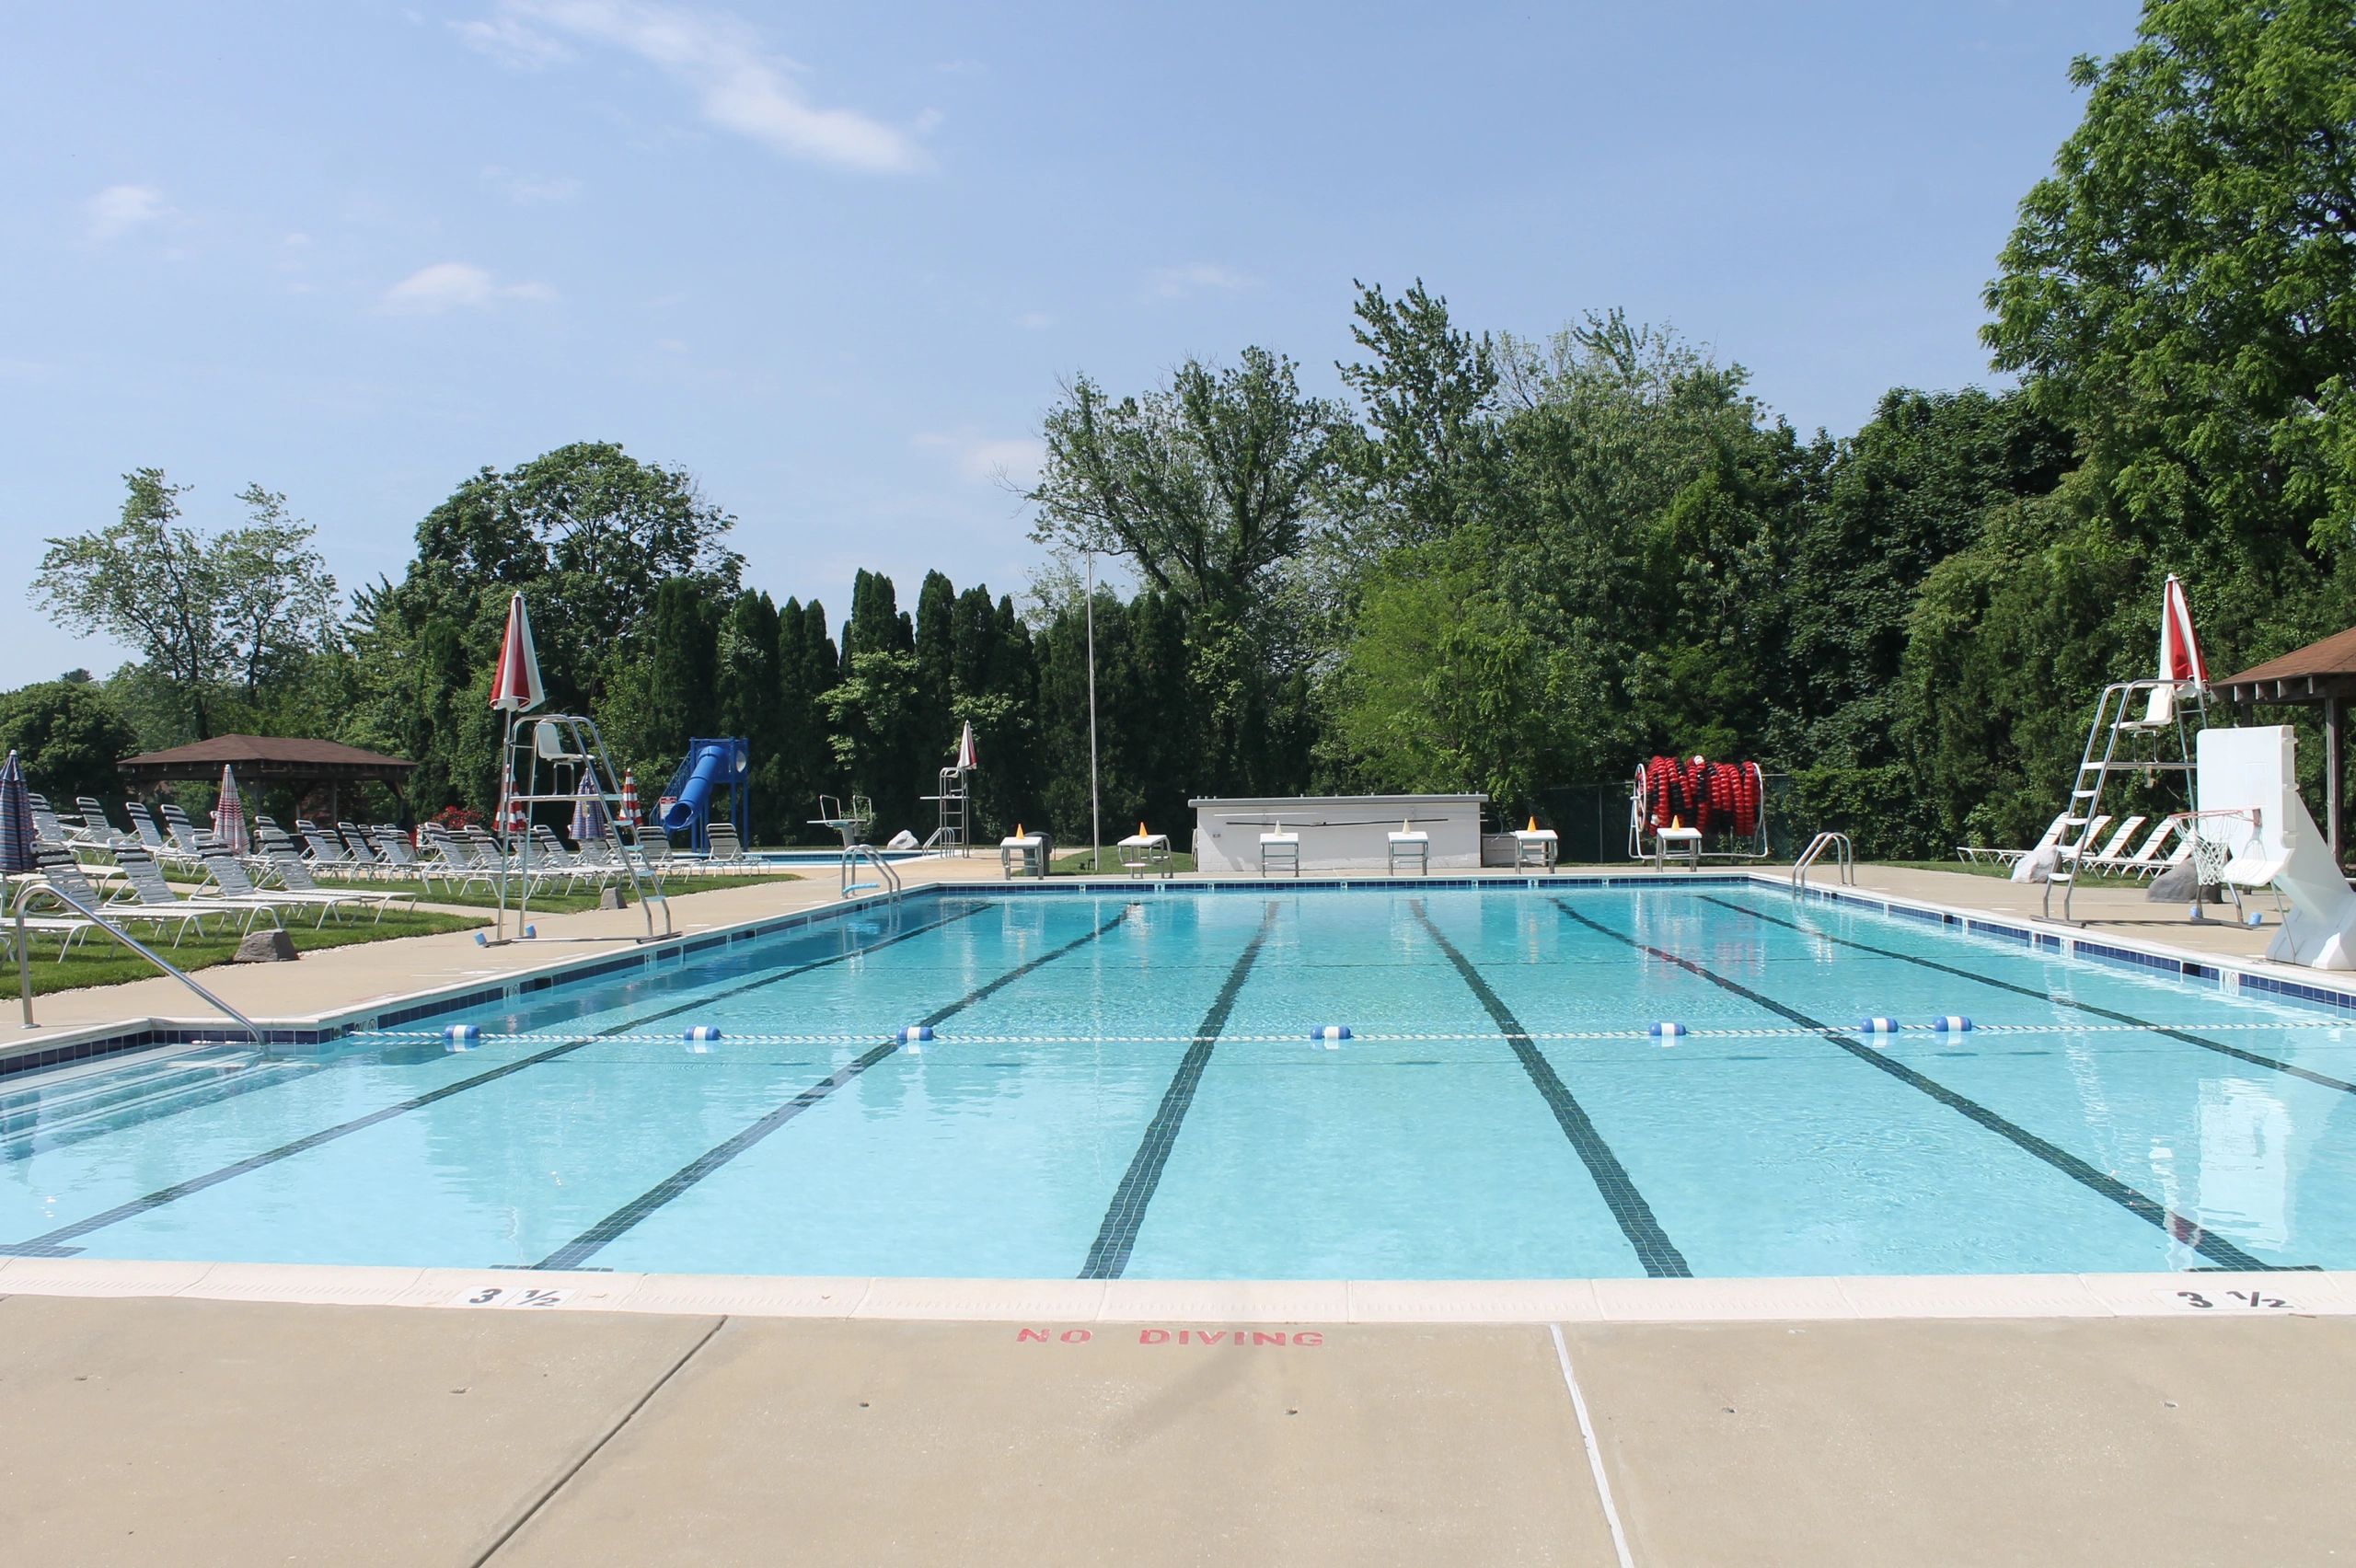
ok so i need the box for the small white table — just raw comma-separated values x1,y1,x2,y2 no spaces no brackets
1512,828,1559,872
1387,831,1430,875
1260,831,1300,877
1652,825,1703,871
1117,832,1172,878
999,834,1048,880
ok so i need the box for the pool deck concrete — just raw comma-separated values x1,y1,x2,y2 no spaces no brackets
6,858,2346,1563
6,1292,2351,1565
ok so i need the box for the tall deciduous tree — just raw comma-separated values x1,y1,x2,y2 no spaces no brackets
32,470,337,742
1985,0,2356,554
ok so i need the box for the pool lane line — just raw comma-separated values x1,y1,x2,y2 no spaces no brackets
0,903,990,1260
1697,894,2356,1098
1078,902,1280,1281
1553,901,2269,1273
537,906,1138,1273
1412,901,1692,1279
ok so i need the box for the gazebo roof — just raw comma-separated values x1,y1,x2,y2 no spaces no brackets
2217,628,2356,705
116,734,416,786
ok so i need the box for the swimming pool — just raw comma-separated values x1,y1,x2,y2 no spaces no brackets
6,883,2353,1280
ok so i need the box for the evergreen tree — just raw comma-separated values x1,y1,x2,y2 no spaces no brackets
715,590,786,842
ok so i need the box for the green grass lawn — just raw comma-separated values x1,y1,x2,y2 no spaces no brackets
1,907,485,999
1051,848,1198,874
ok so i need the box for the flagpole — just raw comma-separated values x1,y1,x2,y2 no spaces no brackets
1085,548,1101,876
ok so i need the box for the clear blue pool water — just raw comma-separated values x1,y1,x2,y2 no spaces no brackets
6,885,2354,1280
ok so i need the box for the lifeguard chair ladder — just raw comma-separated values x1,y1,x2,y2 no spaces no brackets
922,766,969,856
2045,679,2206,924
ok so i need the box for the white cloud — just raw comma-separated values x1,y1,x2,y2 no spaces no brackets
1014,311,1053,330
481,166,584,203
914,432,1045,488
86,184,167,241
451,14,571,67
382,261,555,314
1148,261,1259,300
463,1,926,174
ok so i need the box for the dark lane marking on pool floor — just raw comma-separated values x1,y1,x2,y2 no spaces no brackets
539,907,1138,1272
1414,901,1692,1279
1553,901,2269,1272
1079,902,1281,1281
0,904,991,1259
1699,894,2356,1098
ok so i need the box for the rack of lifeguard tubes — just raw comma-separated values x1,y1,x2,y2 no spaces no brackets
1627,755,1771,861
492,712,674,944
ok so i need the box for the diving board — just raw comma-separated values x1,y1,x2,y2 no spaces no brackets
2196,726,2356,968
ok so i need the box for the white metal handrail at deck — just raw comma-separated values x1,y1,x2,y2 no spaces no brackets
839,843,903,899
13,882,263,1043
1792,831,1854,891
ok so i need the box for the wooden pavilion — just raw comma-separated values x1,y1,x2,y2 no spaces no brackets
115,734,417,824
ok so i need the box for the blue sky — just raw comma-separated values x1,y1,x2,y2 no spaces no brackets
4,0,2140,683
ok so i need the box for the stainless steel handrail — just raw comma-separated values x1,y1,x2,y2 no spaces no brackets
14,881,264,1043
1792,831,1854,891
838,843,902,899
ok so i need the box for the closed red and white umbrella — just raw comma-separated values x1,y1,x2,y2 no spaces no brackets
489,592,545,713
956,720,979,772
2159,573,2208,688
618,768,641,830
213,765,250,856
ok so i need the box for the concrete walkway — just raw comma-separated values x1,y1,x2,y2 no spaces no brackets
5,1293,2350,1566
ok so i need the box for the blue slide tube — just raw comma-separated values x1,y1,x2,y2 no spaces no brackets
659,743,727,831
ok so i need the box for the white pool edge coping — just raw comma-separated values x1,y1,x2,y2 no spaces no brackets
2,1256,2347,1324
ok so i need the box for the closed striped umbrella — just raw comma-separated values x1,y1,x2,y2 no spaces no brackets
570,772,607,844
0,751,34,874
618,768,641,830
212,765,250,857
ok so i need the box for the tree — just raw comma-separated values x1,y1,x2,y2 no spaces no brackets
1334,279,1504,554
1028,348,1345,620
1985,0,2356,555
773,598,839,834
0,677,142,802
715,590,787,842
31,471,334,742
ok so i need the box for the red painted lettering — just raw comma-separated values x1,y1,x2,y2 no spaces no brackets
1060,1329,1091,1343
1293,1331,1323,1346
1251,1332,1286,1346
1198,1331,1226,1346
1016,1328,1049,1343
1139,1329,1170,1344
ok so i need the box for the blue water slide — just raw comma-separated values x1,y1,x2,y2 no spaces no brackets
659,740,743,831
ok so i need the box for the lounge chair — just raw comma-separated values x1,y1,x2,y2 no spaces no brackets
156,801,217,858
0,882,97,961
24,846,224,947
1959,813,2068,867
110,844,282,939
367,825,474,895
2064,814,2147,870
74,796,134,847
254,845,414,921
2083,818,2179,878
703,823,748,868
26,793,68,846
198,848,369,928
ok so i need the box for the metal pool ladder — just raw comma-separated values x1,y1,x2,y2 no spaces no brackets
1792,832,1854,891
839,843,902,900
14,883,263,1043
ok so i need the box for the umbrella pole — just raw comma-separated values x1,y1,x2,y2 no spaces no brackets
14,903,32,1029
496,712,514,943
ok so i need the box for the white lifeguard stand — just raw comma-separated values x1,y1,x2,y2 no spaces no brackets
1259,824,1300,877
1387,822,1430,875
1511,824,1559,872
2193,725,2356,967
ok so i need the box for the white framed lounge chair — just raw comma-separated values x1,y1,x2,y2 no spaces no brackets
1960,813,2069,867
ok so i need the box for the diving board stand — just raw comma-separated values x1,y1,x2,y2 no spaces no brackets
2195,725,2356,968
